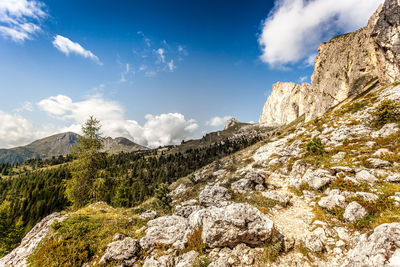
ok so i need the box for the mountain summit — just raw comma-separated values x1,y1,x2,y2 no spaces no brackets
0,132,147,164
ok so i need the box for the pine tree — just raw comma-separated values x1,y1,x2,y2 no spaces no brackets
66,116,105,208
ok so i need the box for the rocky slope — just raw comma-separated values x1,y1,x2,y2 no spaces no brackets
260,0,400,126
2,1,400,266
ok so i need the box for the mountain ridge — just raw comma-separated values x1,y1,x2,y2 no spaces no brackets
0,132,148,164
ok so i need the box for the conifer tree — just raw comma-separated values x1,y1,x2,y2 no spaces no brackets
66,116,104,208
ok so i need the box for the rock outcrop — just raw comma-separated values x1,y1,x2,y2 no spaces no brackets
0,212,69,267
224,118,239,130
259,82,311,126
99,237,141,265
345,223,400,266
260,0,400,125
188,203,275,248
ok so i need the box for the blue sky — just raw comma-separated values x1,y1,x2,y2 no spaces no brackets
0,0,382,148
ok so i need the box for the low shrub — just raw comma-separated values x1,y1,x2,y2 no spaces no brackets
184,227,206,255
154,183,172,211
264,240,283,263
306,137,326,155
370,99,400,128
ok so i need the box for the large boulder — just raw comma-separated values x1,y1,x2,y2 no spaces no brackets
0,212,69,267
188,203,275,248
99,237,141,265
199,184,231,207
345,222,400,266
140,215,190,250
231,172,265,192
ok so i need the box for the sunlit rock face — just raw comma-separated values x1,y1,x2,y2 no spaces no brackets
259,82,311,127
260,0,400,125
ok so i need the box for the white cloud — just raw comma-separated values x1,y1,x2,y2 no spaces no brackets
298,76,308,83
167,60,175,72
206,116,233,127
156,48,165,63
0,110,57,148
37,94,198,148
143,114,199,148
0,0,46,42
259,0,383,67
52,35,102,65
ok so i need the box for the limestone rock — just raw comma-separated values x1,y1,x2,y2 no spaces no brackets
345,222,400,266
140,215,190,250
259,82,311,126
140,210,157,220
343,202,367,222
304,228,326,253
318,189,347,210
199,184,231,207
258,0,400,123
188,203,274,248
143,255,175,267
231,172,265,192
356,192,379,203
224,118,239,130
387,174,400,183
367,158,391,168
373,148,393,157
99,237,141,265
355,170,378,184
169,183,187,197
173,205,201,218
371,123,399,138
372,0,400,85
301,169,335,190
261,191,292,205
176,251,199,267
0,212,69,267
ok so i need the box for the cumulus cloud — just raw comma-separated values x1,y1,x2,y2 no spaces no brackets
52,35,102,65
0,110,58,148
143,114,198,147
37,94,198,148
259,0,383,67
206,116,233,127
0,0,46,42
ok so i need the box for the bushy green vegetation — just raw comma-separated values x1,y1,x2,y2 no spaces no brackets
306,137,326,155
28,204,146,267
0,166,70,257
154,183,172,211
370,99,400,128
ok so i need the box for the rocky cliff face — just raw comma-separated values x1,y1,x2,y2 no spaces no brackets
260,0,400,125
259,82,311,127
